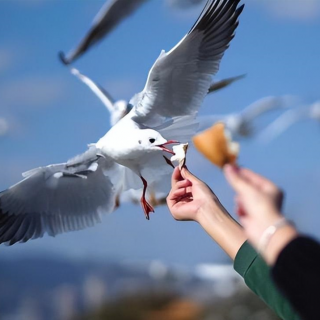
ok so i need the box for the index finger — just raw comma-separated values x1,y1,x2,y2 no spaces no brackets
224,164,253,194
171,167,183,187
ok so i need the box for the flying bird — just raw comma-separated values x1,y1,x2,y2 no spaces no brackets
197,96,292,138
66,68,244,206
59,0,148,64
69,68,132,127
0,0,244,245
259,101,320,142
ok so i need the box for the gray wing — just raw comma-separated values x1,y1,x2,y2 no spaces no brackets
197,96,291,136
130,0,244,125
208,74,245,94
0,146,124,245
59,0,147,64
259,108,308,143
197,114,226,132
240,96,291,122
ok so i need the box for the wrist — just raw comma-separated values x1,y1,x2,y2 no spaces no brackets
257,218,298,265
263,224,298,265
197,199,247,260
197,197,224,223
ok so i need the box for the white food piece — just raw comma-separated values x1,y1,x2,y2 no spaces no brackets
171,143,189,169
224,128,240,157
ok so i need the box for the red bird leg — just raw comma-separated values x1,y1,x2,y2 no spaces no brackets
163,155,174,169
140,176,154,220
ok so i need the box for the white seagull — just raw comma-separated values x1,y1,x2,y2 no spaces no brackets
70,68,132,127
259,101,320,142
59,0,148,64
67,69,244,206
0,0,244,245
197,95,292,138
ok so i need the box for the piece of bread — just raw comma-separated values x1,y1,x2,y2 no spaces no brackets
171,143,189,169
192,122,239,168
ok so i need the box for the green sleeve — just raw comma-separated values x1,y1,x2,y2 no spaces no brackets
234,241,300,320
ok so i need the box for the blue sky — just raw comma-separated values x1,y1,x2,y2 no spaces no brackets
0,0,320,266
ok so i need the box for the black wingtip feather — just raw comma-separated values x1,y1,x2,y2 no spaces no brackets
189,0,243,36
58,51,70,65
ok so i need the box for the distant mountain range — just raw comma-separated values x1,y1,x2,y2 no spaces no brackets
0,255,242,320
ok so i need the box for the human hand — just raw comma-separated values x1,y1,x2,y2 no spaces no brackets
224,165,284,247
167,167,248,260
166,167,220,222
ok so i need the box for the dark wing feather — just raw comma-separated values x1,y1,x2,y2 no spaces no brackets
60,0,147,64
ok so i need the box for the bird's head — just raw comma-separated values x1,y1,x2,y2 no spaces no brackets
136,129,178,155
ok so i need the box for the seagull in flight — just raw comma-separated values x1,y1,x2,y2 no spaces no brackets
259,101,320,142
66,69,244,206
0,0,244,245
69,68,132,127
197,95,292,138
60,0,148,65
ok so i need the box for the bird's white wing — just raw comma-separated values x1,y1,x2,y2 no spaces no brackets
259,108,308,143
130,0,244,126
70,67,115,114
0,145,124,245
240,96,292,122
196,114,226,132
60,0,147,64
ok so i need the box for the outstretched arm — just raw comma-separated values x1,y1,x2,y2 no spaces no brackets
167,167,246,259
166,167,300,320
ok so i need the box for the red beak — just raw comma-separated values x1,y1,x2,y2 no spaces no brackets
157,140,179,155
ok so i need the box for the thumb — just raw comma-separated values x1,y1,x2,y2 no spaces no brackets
181,167,200,183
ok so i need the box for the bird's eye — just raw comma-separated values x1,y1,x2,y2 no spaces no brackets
149,138,156,144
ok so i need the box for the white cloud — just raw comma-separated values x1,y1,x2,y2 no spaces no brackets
248,0,320,21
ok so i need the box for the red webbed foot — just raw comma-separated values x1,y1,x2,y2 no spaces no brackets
141,197,154,220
